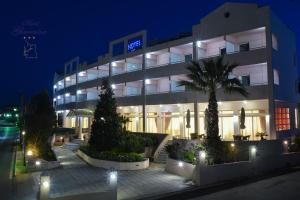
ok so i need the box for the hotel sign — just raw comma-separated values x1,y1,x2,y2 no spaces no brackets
127,37,143,52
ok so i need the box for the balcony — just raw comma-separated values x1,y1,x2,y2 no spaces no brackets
146,49,169,68
232,62,268,86
64,93,76,104
145,77,170,94
77,87,99,102
78,64,109,84
56,80,64,91
111,55,143,75
196,27,266,59
65,74,76,88
170,43,193,64
126,80,142,96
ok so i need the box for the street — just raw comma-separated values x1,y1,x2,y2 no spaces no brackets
0,127,18,200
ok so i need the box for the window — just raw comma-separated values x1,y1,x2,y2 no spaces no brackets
275,107,290,131
220,47,226,55
273,69,279,85
240,43,250,52
295,108,299,129
239,75,250,86
272,34,278,50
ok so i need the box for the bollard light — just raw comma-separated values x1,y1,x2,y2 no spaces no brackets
178,161,183,167
251,146,257,154
42,180,50,188
27,150,33,156
230,143,235,148
200,151,206,159
35,160,41,166
109,171,117,181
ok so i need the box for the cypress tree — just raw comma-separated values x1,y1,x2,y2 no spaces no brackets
89,78,122,151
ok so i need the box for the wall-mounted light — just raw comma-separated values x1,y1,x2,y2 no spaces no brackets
146,53,151,59
145,79,150,84
65,93,70,97
53,85,57,89
77,90,82,94
230,143,235,148
243,100,248,104
196,41,202,48
217,102,222,105
78,71,86,77
112,62,117,67
65,77,71,81
57,96,61,100
58,81,63,86
111,84,116,89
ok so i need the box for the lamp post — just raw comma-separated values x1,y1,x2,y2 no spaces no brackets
22,131,26,166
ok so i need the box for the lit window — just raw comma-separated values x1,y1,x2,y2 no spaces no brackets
273,69,279,85
275,107,290,131
272,34,278,50
295,108,299,129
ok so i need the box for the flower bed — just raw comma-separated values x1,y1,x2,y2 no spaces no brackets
77,149,149,170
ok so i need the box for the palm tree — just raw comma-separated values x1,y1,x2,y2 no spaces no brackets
179,56,248,138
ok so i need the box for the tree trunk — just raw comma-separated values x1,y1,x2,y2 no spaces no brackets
207,91,219,138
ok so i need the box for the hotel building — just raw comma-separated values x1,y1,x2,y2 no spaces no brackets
53,3,298,141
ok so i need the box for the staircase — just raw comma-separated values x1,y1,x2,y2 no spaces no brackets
63,142,80,151
154,137,173,164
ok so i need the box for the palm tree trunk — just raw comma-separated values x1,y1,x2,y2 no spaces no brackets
208,91,219,138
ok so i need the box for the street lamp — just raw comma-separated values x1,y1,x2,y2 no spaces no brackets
22,131,26,166
27,150,33,156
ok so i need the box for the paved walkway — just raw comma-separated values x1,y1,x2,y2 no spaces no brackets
52,146,86,168
189,170,300,200
51,146,192,200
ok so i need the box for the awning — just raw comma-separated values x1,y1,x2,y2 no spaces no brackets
66,109,93,117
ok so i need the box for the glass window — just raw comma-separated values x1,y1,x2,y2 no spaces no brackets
240,43,250,52
273,69,279,85
275,107,290,131
272,34,278,50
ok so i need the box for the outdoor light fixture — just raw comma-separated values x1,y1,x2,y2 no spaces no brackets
243,100,248,104
53,98,56,101
109,171,117,181
283,140,288,145
178,161,183,167
65,77,71,81
111,84,116,89
159,105,162,108
57,96,61,100
65,93,70,97
196,41,202,48
22,131,26,136
145,79,150,84
200,151,206,159
58,81,62,86
77,90,82,94
251,146,257,154
217,101,222,105
27,150,33,156
42,180,50,188
78,71,86,76
35,160,41,166
177,104,181,107
230,143,235,148
60,137,63,140
146,53,151,59
112,62,117,67
53,85,57,89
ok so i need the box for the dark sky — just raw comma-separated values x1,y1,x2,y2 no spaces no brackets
0,0,299,106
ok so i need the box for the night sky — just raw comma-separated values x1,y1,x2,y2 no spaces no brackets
1,0,299,106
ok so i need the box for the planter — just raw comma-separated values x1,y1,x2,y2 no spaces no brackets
77,150,149,170
165,157,195,179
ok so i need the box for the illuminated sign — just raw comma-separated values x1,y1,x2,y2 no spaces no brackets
127,37,143,52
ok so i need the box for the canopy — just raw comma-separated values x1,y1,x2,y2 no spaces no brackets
66,109,93,117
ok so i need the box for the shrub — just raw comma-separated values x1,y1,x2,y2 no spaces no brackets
119,134,145,153
80,146,144,162
165,142,182,160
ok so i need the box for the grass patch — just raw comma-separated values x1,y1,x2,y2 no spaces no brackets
15,158,27,174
